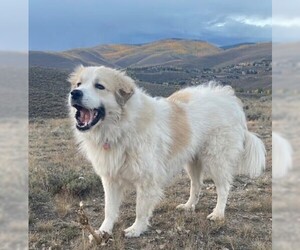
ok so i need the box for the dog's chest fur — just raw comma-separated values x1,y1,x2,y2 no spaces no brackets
81,133,148,182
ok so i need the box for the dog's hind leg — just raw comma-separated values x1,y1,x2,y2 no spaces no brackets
207,162,232,221
124,184,162,237
176,158,203,211
207,179,231,220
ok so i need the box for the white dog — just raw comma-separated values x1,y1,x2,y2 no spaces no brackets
272,132,293,179
68,66,266,238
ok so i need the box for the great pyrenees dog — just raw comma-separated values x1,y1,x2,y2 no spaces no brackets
68,65,266,238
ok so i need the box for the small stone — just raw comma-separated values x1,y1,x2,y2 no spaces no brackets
156,229,162,234
159,244,165,249
250,215,260,221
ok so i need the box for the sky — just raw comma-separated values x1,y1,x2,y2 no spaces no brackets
28,0,274,51
2,0,300,52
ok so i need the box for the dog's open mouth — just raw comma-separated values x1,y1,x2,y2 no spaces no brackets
73,104,105,131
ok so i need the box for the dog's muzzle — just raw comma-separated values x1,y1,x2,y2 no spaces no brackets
71,89,83,101
70,90,106,131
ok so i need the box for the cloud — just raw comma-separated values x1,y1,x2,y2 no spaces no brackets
231,16,272,27
213,22,227,28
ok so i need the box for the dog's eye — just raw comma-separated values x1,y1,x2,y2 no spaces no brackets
95,83,105,90
77,82,81,87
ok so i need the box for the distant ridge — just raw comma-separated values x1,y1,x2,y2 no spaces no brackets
221,42,256,50
29,39,271,70
168,42,271,69
29,39,221,69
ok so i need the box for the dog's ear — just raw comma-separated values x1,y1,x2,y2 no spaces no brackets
115,88,134,106
68,65,84,85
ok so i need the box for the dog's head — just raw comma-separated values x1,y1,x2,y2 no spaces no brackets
68,65,135,132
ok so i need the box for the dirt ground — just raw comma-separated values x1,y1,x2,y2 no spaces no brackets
29,92,272,250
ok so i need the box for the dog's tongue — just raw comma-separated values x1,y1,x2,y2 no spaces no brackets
80,108,91,124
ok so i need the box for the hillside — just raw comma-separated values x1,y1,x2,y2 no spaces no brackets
29,40,272,90
29,39,222,69
170,43,271,69
109,39,222,67
29,67,270,119
29,40,272,71
29,50,116,69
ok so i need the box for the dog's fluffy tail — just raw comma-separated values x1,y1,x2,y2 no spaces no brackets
239,131,266,178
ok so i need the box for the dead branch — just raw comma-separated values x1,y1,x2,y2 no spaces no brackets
76,201,111,245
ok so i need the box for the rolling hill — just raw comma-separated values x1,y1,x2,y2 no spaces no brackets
30,39,271,70
29,39,224,69
29,50,116,69
167,42,271,69
29,39,272,90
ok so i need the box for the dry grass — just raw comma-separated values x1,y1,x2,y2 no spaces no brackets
36,221,54,232
54,193,75,218
29,95,272,249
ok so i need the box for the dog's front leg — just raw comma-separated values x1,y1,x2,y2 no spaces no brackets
124,184,162,237
99,177,123,234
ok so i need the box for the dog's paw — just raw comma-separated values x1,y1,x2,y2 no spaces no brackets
207,211,225,221
124,223,147,238
176,203,195,212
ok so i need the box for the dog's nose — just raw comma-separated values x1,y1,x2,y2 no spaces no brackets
71,89,83,100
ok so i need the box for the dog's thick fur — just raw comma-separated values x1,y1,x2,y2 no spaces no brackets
68,66,266,237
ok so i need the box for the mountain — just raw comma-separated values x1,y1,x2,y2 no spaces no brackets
29,39,271,70
101,39,222,67
169,43,271,69
29,39,222,69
